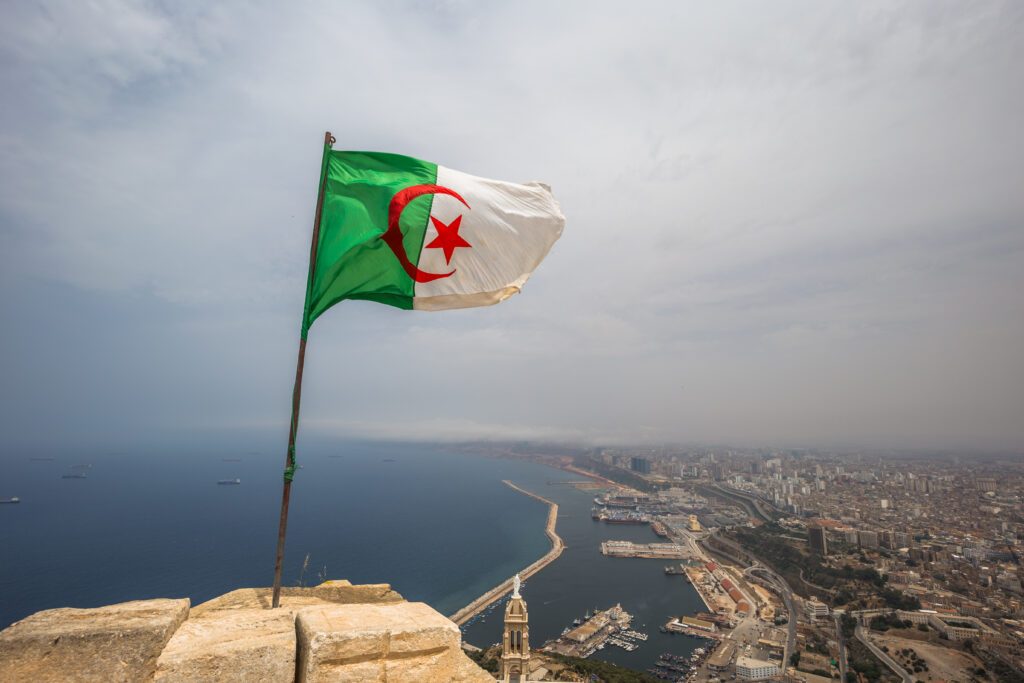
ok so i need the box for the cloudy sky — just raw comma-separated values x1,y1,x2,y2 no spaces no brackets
1,1,1022,453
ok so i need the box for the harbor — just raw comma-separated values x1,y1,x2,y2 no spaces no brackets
462,476,708,675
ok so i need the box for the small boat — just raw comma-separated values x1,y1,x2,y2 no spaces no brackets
217,478,241,485
0,497,20,504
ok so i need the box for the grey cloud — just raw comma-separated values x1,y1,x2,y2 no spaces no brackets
1,1,1022,453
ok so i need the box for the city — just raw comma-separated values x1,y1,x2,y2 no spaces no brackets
476,443,1024,682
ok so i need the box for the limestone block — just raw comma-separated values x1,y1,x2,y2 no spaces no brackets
452,650,501,683
0,598,189,683
192,582,403,615
154,607,296,682
296,601,469,683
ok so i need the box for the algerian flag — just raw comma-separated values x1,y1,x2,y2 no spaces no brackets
301,148,565,336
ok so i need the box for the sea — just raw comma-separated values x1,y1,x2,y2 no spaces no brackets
0,441,704,672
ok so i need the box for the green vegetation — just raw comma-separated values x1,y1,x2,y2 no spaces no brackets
727,524,921,611
895,648,928,674
869,613,913,632
467,649,500,674
545,652,664,683
847,638,899,683
840,613,857,639
470,647,662,683
976,651,1024,683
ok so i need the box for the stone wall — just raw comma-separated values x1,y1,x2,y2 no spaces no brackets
0,581,494,683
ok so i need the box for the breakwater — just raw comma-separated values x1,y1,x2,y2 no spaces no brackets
449,480,564,625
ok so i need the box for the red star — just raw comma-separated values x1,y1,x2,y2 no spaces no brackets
425,215,472,264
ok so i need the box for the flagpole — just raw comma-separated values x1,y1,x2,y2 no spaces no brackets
271,131,335,608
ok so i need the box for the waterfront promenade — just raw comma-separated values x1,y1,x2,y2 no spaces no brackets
450,480,564,626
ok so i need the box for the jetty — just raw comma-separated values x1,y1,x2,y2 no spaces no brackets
449,480,564,625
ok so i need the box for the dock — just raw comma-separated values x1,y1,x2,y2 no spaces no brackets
600,541,689,559
683,566,718,612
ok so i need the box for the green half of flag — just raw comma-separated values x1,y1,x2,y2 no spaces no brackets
300,144,565,338
302,149,438,336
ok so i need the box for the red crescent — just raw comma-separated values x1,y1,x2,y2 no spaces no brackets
382,184,470,283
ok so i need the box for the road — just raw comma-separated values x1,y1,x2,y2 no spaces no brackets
855,624,914,683
833,613,848,682
697,484,776,523
745,564,796,664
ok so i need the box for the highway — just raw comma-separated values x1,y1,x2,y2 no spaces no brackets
697,484,776,523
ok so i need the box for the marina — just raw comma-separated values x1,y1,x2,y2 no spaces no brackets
543,604,644,658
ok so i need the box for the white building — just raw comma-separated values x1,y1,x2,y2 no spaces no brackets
736,656,780,680
804,597,830,620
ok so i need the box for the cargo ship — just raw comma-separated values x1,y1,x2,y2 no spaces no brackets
602,510,648,524
61,473,87,479
593,494,643,509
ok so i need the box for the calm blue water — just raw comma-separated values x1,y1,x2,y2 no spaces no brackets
0,442,705,672
0,442,567,629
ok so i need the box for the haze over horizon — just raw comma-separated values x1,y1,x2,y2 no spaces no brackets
2,2,1022,454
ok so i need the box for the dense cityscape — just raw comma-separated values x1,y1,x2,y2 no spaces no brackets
470,443,1024,682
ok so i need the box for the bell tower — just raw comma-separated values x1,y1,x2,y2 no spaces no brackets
500,574,530,682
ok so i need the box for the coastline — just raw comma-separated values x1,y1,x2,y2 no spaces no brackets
449,480,564,625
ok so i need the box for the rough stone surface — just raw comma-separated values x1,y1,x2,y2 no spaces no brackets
453,651,499,683
0,582,496,683
192,582,403,616
154,607,296,682
0,598,189,683
297,601,491,683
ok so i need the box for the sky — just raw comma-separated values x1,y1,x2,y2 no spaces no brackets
1,1,1022,453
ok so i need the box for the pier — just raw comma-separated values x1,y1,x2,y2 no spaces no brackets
600,541,689,559
449,480,564,626
683,566,718,613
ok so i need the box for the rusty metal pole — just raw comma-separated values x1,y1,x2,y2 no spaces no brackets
271,131,334,608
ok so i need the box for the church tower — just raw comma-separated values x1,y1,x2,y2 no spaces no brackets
500,574,530,682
